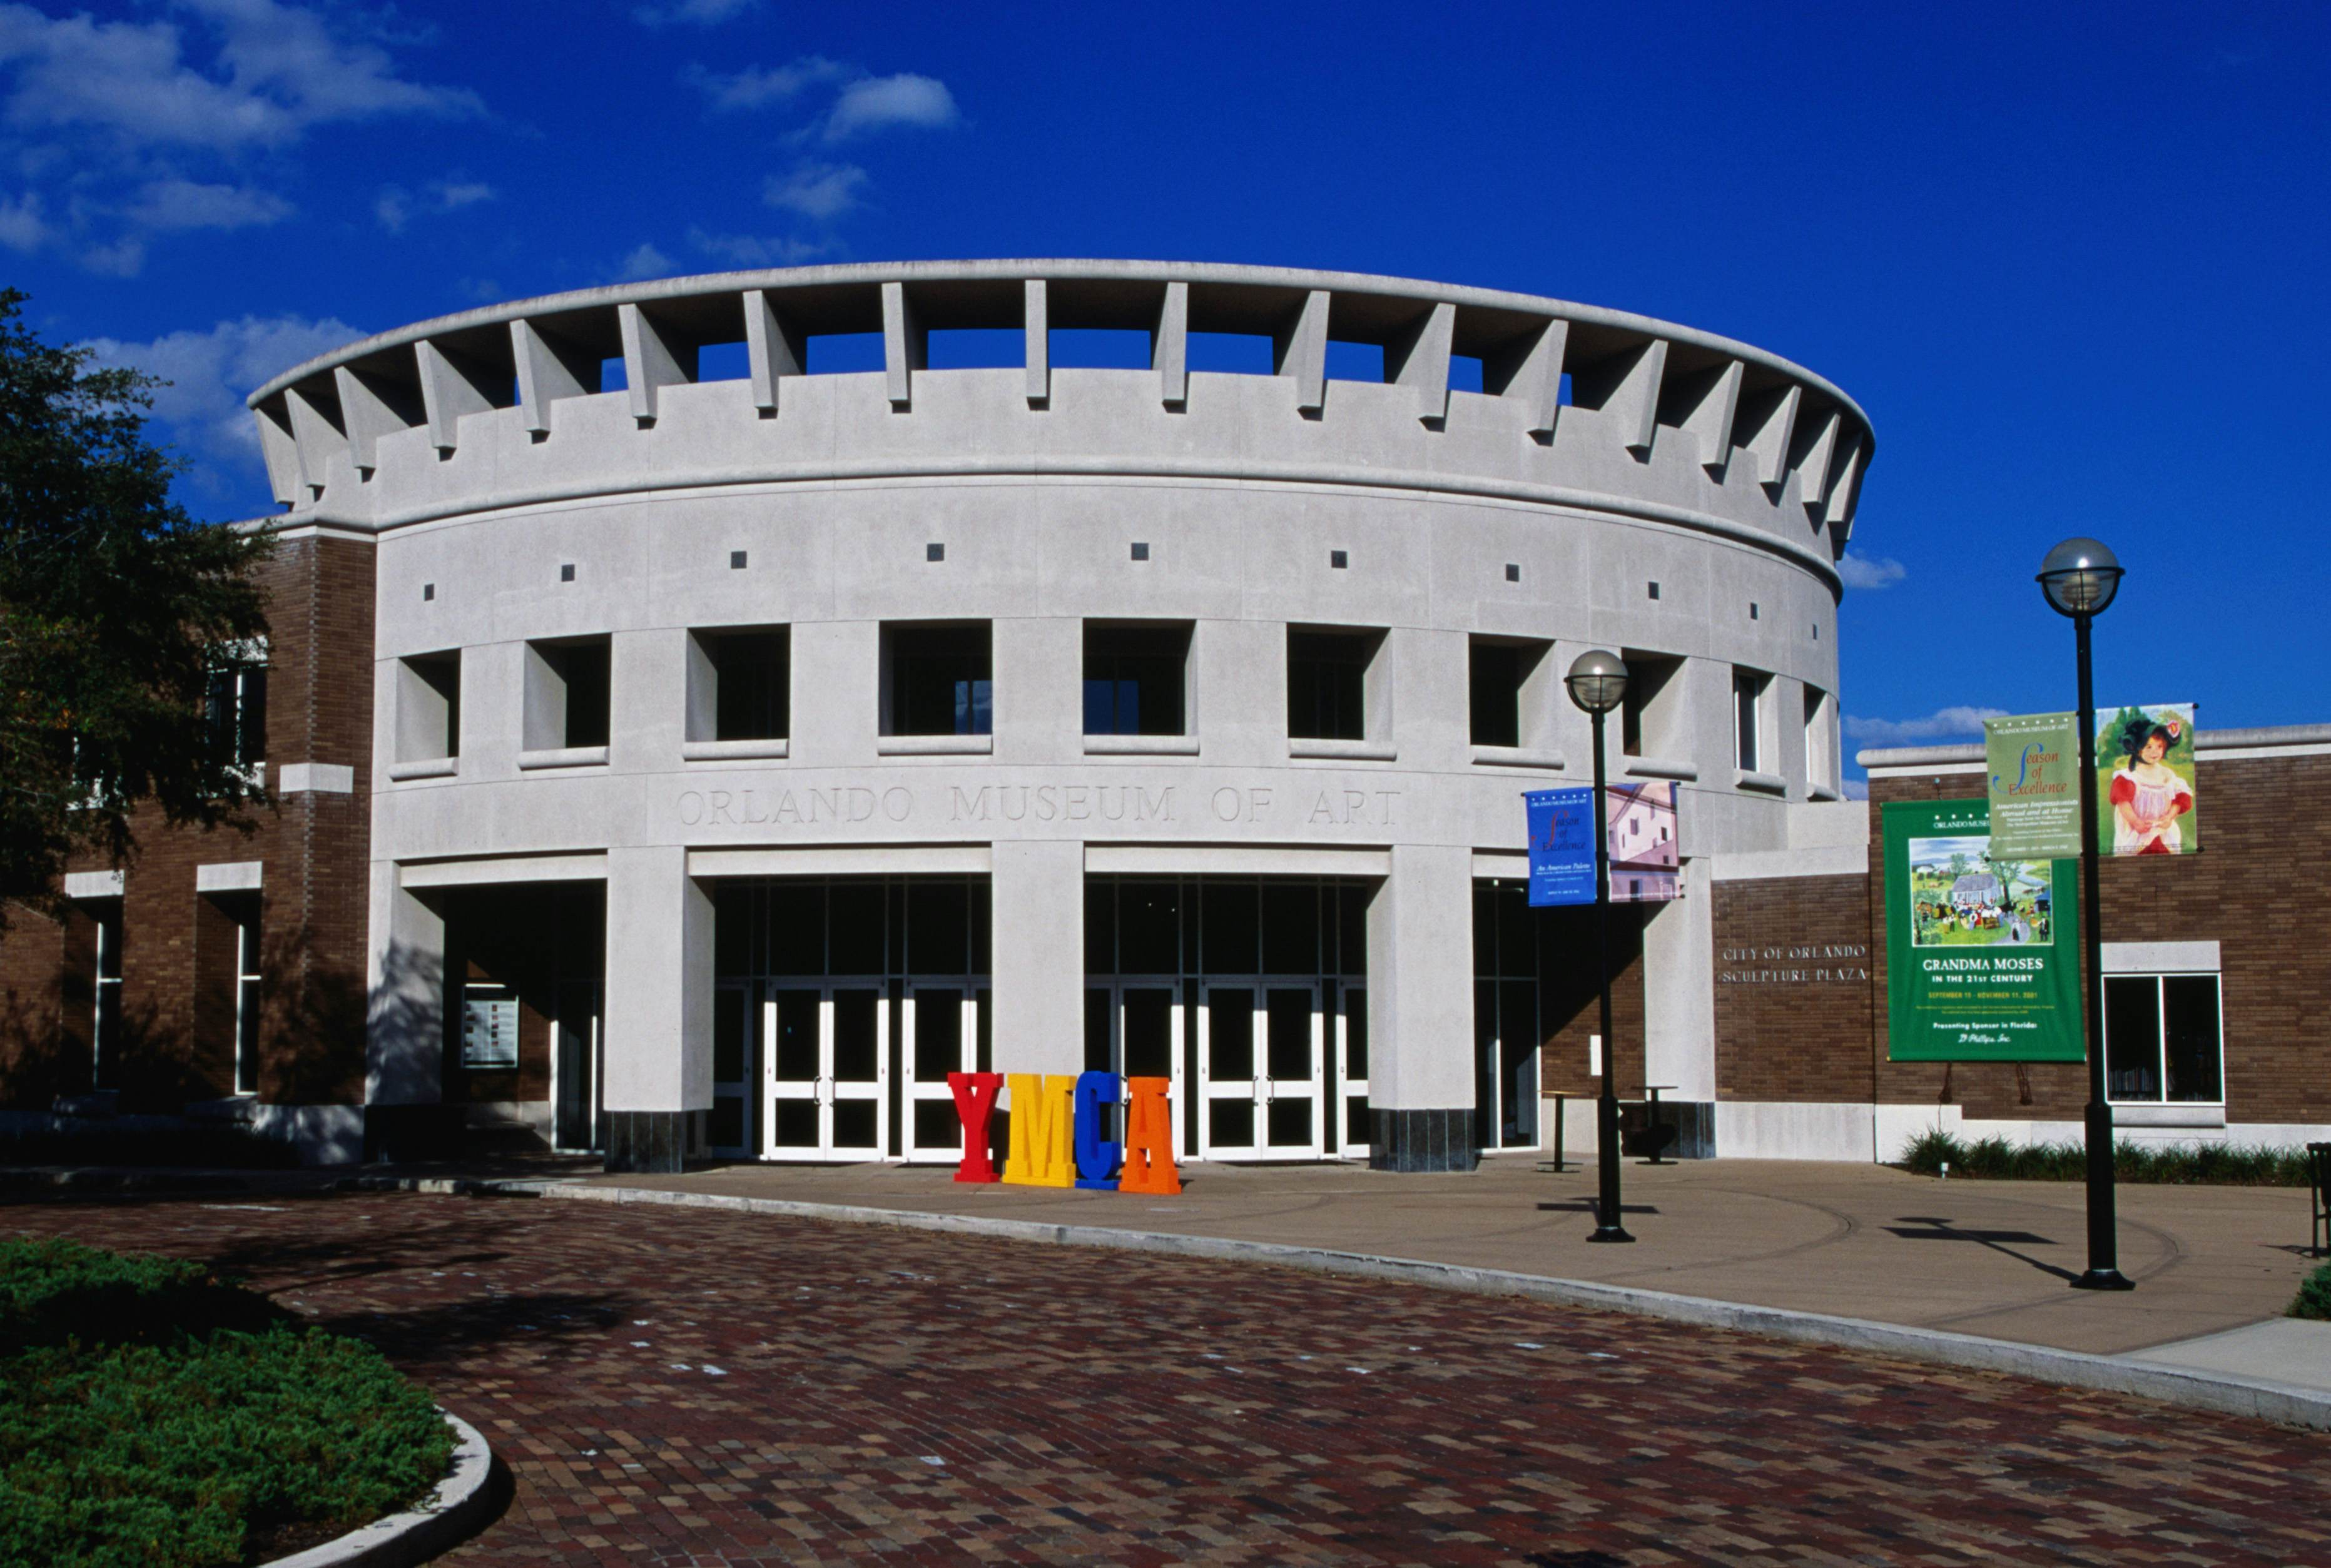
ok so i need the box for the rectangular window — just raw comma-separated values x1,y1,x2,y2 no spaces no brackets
1618,652,1681,759
205,649,267,771
396,650,461,762
885,622,992,736
231,897,261,1095
1083,622,1189,736
1804,685,1832,791
92,901,123,1091
1287,627,1383,742
525,637,612,750
1734,668,1765,772
1468,641,1521,748
689,627,790,742
2105,973,2224,1103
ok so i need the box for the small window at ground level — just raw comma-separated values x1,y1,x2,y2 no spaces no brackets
2105,973,2223,1103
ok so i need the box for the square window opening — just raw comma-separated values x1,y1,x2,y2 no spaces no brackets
525,637,612,751
395,650,461,762
884,622,992,737
1323,340,1384,383
205,647,268,772
1618,651,1682,760
1084,621,1191,737
1469,637,1553,750
1287,627,1388,743
689,627,791,742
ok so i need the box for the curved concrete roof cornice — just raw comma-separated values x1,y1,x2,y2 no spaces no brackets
243,257,1874,436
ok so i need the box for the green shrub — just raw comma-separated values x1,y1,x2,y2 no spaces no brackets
1898,1130,2310,1186
0,1237,282,1357
0,1241,453,1568
2291,1262,2331,1322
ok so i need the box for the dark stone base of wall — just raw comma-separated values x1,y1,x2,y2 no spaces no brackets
604,1110,704,1173
1368,1108,1478,1173
364,1103,465,1163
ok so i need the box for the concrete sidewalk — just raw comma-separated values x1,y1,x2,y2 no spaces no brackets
572,1155,2325,1362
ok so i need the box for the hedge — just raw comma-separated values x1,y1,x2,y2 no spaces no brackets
0,1238,452,1568
1899,1128,2312,1186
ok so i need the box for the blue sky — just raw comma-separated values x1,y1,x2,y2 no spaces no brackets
4,1,2323,772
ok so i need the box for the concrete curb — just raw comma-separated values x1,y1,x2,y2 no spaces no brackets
526,1181,2331,1433
263,1411,497,1568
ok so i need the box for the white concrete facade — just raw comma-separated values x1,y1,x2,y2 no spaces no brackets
246,260,1871,1170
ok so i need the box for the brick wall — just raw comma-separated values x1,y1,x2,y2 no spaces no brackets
1710,874,1876,1104
0,532,376,1111
1710,751,2331,1125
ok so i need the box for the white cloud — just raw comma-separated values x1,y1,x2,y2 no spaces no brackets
1835,551,1907,591
0,0,480,153
1841,706,2008,747
0,186,45,250
684,56,847,111
635,0,760,26
1841,778,1870,801
374,176,494,232
688,226,832,267
84,313,367,505
79,235,144,276
764,160,866,221
823,72,957,141
123,178,290,231
616,241,671,280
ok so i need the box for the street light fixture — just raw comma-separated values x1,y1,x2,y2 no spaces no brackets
1565,649,1634,1245
2037,537,2135,1292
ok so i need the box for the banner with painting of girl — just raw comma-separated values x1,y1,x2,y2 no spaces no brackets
2096,703,2199,855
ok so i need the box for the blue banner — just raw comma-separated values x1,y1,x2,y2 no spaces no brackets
1526,787,1596,907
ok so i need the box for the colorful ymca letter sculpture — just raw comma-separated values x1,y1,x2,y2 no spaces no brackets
947,1070,1177,1195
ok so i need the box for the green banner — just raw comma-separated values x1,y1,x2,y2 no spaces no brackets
1883,798,2083,1062
2096,703,2200,855
1984,711,2083,859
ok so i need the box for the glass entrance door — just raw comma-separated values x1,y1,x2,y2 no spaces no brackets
1200,984,1323,1160
903,986,977,1163
711,983,753,1155
763,984,888,1161
552,980,602,1153
1335,985,1370,1161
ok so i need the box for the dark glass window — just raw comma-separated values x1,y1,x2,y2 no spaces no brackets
531,639,610,749
888,623,992,736
1619,654,1679,760
1083,622,1189,736
1287,629,1374,741
708,629,789,741
1469,641,1521,747
206,658,267,769
1733,669,1763,772
2107,973,2223,1104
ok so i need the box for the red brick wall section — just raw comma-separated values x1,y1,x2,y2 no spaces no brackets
0,532,377,1111
1710,874,1877,1105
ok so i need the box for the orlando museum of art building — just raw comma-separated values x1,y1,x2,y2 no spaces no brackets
3,261,2323,1171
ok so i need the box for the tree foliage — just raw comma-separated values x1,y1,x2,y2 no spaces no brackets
0,288,271,925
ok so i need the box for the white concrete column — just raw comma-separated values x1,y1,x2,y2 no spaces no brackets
1195,618,1284,769
1642,858,1716,1100
993,617,1080,766
989,839,1084,1076
366,861,444,1105
1367,841,1474,1111
602,845,713,1113
612,627,686,774
792,620,878,767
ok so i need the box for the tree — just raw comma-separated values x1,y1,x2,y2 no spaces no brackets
0,288,271,927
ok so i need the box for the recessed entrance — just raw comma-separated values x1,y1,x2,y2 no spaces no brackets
710,876,990,1163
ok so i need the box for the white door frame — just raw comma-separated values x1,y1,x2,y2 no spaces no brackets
1199,980,1324,1161
761,982,890,1162
1334,983,1371,1161
901,983,980,1163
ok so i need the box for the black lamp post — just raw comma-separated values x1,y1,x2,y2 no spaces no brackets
1565,650,1633,1245
2037,537,2135,1293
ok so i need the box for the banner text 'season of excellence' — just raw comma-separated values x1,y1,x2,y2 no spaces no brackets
1882,798,2084,1063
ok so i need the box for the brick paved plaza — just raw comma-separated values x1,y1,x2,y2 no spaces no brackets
11,1192,2330,1566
